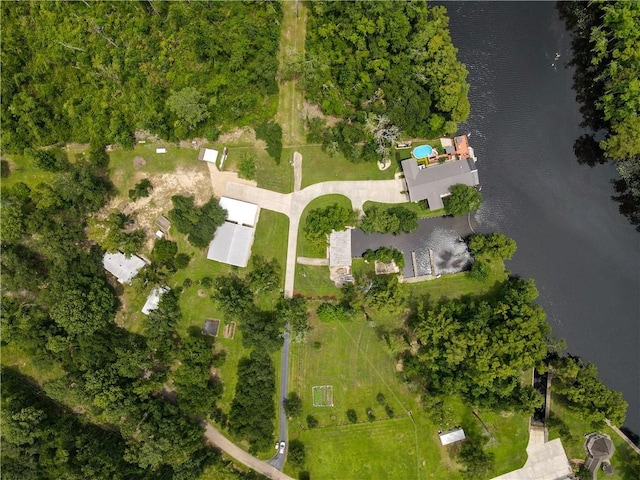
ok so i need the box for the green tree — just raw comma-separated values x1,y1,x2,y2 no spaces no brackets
287,439,306,467
166,87,210,130
468,233,517,261
304,203,357,250
346,409,358,423
128,178,153,201
169,195,227,248
443,184,483,217
212,274,254,320
284,392,303,418
255,120,283,164
248,256,281,293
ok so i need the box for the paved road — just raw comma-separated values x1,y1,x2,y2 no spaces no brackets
202,423,295,480
267,327,291,471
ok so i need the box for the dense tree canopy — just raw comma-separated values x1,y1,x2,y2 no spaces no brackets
304,1,469,138
443,184,482,217
361,205,418,235
407,277,549,409
303,203,357,249
169,195,227,248
0,1,282,152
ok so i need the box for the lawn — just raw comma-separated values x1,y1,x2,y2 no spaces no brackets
295,145,396,188
405,258,507,302
251,210,290,291
363,200,447,219
296,194,353,258
1,154,57,190
294,265,341,297
548,393,639,479
285,309,530,479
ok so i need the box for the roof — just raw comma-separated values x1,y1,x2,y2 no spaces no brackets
207,222,255,267
103,252,146,284
454,135,470,158
199,148,219,164
401,157,479,209
203,318,220,336
329,229,352,267
156,215,171,231
219,197,259,227
439,428,466,446
585,433,615,460
141,286,170,315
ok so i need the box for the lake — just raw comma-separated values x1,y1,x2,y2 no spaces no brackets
440,1,640,433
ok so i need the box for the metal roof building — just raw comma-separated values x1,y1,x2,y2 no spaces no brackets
198,148,219,165
141,286,170,315
103,252,146,284
207,222,255,267
401,157,479,210
219,197,259,227
439,427,466,446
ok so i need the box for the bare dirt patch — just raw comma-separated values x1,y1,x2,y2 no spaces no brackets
133,156,146,168
102,166,212,250
197,289,207,298
301,101,341,127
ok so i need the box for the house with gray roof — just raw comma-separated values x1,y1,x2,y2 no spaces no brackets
584,432,615,478
401,157,479,210
103,251,147,284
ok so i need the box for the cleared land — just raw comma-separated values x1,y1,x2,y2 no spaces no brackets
286,310,530,479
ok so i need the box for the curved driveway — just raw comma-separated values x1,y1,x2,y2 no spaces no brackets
225,177,407,297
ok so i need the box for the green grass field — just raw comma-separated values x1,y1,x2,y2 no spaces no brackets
286,309,530,479
296,145,396,188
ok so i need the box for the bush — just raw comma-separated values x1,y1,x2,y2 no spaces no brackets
316,303,353,323
30,149,68,172
200,277,213,288
306,415,318,428
288,439,306,467
182,278,193,288
174,253,190,270
1,160,10,177
255,120,283,164
238,153,256,180
128,178,153,201
468,260,490,281
376,392,386,405
346,409,358,423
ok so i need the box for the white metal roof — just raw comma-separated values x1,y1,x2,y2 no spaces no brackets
202,148,219,163
103,252,146,284
219,197,259,227
329,229,352,267
439,428,466,446
207,222,255,267
141,286,170,315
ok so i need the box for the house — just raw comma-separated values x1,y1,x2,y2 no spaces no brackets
141,286,170,315
584,433,615,478
207,197,259,268
438,427,466,446
401,157,479,210
103,251,146,284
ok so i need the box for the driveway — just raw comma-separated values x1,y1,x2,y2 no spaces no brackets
202,423,295,480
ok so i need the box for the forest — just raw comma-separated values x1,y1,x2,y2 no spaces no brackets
559,1,640,230
303,1,469,139
0,1,282,153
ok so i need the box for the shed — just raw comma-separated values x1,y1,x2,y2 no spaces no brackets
103,252,146,284
439,427,466,446
199,148,219,165
329,229,352,267
203,318,220,337
219,197,259,227
156,215,171,232
156,148,167,154
207,222,255,267
141,286,170,315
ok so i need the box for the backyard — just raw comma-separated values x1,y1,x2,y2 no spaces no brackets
285,307,531,479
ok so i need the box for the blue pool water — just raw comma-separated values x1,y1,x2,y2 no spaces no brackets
413,144,433,158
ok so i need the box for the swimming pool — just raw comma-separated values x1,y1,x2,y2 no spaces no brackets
413,144,433,159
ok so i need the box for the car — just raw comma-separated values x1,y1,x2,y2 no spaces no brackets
275,442,279,451
279,441,285,454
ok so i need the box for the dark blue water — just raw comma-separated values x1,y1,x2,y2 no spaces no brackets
442,2,639,432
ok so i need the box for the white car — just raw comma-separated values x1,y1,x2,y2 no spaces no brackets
279,441,286,454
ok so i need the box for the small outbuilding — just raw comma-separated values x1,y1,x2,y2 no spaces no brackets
141,286,170,315
198,148,219,165
156,215,171,232
584,432,615,478
439,427,466,446
103,251,146,284
203,318,221,337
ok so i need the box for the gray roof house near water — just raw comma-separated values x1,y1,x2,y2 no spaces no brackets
584,432,615,478
401,157,479,210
